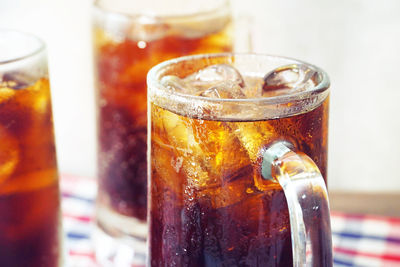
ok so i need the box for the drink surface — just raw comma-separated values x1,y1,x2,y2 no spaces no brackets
0,78,60,267
149,64,329,265
94,14,232,222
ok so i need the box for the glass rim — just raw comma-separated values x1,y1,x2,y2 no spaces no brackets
147,53,330,106
93,0,230,20
0,29,46,65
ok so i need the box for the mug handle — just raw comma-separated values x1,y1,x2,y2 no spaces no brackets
261,142,332,267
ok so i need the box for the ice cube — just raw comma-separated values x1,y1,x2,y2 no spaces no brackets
199,81,246,99
153,105,254,198
0,169,57,195
161,64,247,98
240,75,265,98
227,121,283,192
151,106,210,194
262,64,317,97
160,75,191,93
0,87,16,103
161,70,248,100
29,78,51,114
0,124,19,185
1,72,36,90
171,14,231,39
182,64,247,99
129,16,170,42
184,64,245,90
183,119,255,208
1,77,49,115
199,87,221,98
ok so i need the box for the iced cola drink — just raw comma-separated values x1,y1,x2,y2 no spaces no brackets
93,0,232,240
148,54,330,266
0,31,60,267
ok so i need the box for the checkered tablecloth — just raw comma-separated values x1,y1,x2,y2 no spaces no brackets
61,174,400,267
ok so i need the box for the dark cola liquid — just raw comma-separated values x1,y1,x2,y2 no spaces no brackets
0,185,60,267
94,20,233,221
0,78,60,267
149,95,329,266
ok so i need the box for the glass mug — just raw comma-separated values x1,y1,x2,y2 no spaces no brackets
148,53,332,266
0,30,61,266
92,0,233,264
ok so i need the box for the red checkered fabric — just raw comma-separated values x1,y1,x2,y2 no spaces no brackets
61,174,400,267
332,212,400,266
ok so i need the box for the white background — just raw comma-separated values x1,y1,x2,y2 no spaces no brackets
1,0,399,192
